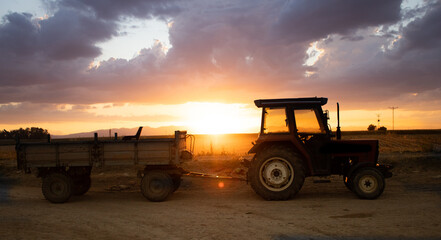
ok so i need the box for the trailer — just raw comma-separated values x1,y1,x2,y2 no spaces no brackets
15,129,192,203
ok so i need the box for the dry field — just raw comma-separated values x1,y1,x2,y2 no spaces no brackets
192,131,441,155
1,132,441,239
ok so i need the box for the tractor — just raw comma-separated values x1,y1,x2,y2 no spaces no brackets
247,97,392,200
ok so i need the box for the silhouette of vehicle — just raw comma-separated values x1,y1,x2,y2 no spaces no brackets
247,97,392,200
16,128,192,203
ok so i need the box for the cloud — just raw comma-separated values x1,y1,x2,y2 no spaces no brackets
396,1,441,52
39,8,117,60
0,0,180,104
59,0,181,20
0,9,117,95
272,0,402,43
0,9,116,60
0,13,38,56
164,1,310,93
0,102,179,124
296,33,441,110
0,0,440,115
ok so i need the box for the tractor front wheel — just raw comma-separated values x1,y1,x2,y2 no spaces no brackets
351,167,385,199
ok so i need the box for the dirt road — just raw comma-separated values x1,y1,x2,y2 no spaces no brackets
1,155,441,240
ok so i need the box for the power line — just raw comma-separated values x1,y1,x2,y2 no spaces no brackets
388,107,398,130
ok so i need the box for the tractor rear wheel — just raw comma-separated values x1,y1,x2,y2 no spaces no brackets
249,145,305,200
351,167,385,199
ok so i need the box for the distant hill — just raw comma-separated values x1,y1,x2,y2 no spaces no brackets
52,126,186,139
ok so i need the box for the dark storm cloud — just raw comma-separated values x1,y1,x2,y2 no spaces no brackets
0,0,180,103
59,0,181,20
0,10,116,60
397,1,441,52
165,1,309,87
299,7,441,110
39,9,117,60
0,9,117,92
261,1,441,111
0,13,38,56
370,2,441,101
273,0,402,43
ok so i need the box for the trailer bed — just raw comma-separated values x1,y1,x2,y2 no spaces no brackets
15,130,192,203
17,131,188,169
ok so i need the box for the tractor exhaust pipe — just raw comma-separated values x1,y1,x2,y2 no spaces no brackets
336,102,341,140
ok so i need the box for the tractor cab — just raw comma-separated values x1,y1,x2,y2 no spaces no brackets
249,97,333,175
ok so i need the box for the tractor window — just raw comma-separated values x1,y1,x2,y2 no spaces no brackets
294,109,324,133
263,108,289,134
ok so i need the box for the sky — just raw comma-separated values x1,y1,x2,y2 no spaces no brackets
0,0,440,135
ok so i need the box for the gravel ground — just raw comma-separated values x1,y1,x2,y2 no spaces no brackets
1,153,440,240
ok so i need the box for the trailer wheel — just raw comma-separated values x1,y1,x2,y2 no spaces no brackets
249,145,305,200
42,172,73,203
72,175,91,196
141,171,173,202
351,167,385,199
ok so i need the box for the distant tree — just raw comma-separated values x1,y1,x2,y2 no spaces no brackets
0,129,12,139
29,127,49,139
378,126,387,131
367,124,376,131
0,127,49,139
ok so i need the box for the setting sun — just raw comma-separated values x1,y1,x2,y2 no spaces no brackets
82,102,261,135
183,102,260,134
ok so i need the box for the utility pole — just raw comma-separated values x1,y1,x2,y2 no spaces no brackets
376,114,381,129
389,107,398,131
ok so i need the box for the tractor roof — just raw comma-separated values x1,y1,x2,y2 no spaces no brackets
254,97,328,108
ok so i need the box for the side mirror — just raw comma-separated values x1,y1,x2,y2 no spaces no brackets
324,110,330,120
336,103,341,140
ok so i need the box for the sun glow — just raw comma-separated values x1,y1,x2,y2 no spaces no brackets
5,100,441,136
183,102,260,134
84,102,261,135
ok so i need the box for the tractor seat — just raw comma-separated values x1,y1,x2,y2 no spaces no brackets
122,126,143,140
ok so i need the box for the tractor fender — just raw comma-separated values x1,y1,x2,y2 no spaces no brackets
249,140,309,162
249,140,313,176
346,162,393,179
346,162,377,179
249,141,293,155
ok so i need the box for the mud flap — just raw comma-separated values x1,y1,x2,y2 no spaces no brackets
376,164,393,178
